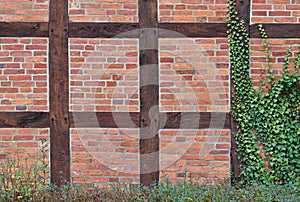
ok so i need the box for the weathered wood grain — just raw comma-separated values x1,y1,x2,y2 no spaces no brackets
69,112,230,129
69,112,139,128
139,0,159,187
2,21,300,39
160,112,230,129
159,23,228,38
69,22,139,38
250,24,300,38
236,0,250,34
230,114,241,184
0,22,48,37
0,112,49,128
49,0,70,185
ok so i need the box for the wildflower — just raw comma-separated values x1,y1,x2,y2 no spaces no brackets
17,195,23,199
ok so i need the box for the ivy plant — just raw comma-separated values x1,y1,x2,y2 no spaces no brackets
227,0,300,185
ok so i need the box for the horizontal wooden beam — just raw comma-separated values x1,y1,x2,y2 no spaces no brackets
0,22,300,39
250,24,300,38
0,112,49,128
68,23,139,38
0,111,295,129
69,112,230,129
159,23,228,38
69,22,229,38
69,112,140,128
161,112,230,129
0,22,48,37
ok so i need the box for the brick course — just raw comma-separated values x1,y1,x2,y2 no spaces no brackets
69,0,138,22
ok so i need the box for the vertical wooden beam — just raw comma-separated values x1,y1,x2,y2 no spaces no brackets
230,0,251,183
49,0,70,185
236,0,251,33
139,0,159,186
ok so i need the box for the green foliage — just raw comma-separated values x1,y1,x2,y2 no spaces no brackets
0,148,299,201
227,0,300,185
1,179,300,201
0,139,49,201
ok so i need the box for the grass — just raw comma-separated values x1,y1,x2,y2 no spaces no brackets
0,140,299,201
1,180,299,201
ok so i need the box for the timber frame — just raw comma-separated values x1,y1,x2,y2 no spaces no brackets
0,0,298,186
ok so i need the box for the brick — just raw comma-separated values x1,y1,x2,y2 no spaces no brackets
17,142,38,147
0,88,19,93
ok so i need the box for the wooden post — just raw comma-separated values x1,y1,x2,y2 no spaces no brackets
139,0,160,186
49,0,70,185
236,0,250,33
230,0,251,182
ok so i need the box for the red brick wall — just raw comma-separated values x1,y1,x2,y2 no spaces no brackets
0,128,50,178
160,129,230,184
0,38,48,111
69,0,138,22
159,0,227,22
0,128,49,154
250,38,300,88
250,1,300,88
159,38,229,112
251,0,300,24
71,128,139,188
0,0,49,22
69,38,139,112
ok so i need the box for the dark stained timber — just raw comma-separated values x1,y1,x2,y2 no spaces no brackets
161,112,230,129
0,22,48,37
68,112,230,129
139,0,159,187
69,112,140,128
236,0,250,33
69,23,139,38
68,22,229,38
230,113,241,183
0,112,49,128
49,0,70,185
159,23,228,38
250,24,300,38
1,21,300,39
